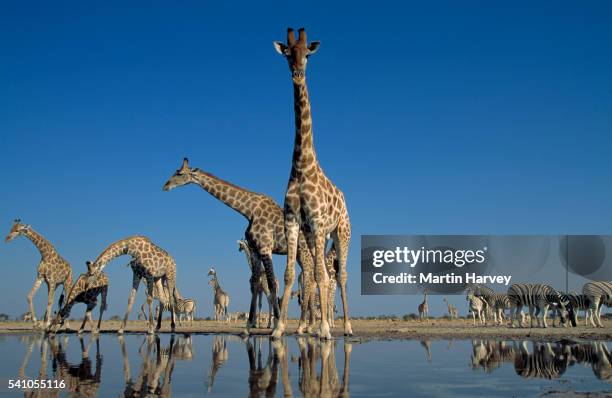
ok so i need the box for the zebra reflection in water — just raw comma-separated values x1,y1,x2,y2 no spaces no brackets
470,339,611,382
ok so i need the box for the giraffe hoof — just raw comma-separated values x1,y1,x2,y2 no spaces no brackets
270,329,283,340
117,329,124,334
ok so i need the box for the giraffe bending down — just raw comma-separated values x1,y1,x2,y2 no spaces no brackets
5,219,73,329
50,261,109,334
163,158,322,335
238,239,279,329
418,291,429,322
443,298,459,319
87,236,178,334
273,28,353,339
208,268,230,322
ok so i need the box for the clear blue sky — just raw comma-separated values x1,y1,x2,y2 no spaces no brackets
1,2,611,319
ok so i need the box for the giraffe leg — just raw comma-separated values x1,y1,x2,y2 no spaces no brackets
95,287,107,334
332,221,352,336
78,315,88,334
246,256,263,333
43,282,56,330
27,278,43,326
84,304,95,334
272,222,299,339
165,278,177,332
313,232,331,340
296,253,314,335
146,279,155,334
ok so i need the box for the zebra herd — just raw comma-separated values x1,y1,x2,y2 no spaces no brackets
466,281,612,328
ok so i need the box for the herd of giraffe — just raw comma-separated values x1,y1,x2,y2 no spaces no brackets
4,28,352,340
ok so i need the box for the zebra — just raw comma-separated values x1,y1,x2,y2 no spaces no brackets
553,293,591,327
174,298,196,325
514,341,571,380
570,342,612,383
507,284,573,328
466,292,488,325
467,284,517,325
582,281,612,328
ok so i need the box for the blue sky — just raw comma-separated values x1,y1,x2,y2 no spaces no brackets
1,2,611,319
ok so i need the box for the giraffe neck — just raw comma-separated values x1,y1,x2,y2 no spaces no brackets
21,228,57,260
92,238,138,271
191,170,260,219
291,81,319,176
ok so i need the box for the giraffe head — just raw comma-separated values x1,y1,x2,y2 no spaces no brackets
274,28,320,84
5,219,29,242
163,158,195,191
207,267,216,277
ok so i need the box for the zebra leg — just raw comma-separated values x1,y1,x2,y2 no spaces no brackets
588,298,599,327
541,304,549,328
596,301,604,327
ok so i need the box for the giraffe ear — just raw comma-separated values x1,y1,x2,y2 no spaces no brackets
308,41,320,55
273,41,288,55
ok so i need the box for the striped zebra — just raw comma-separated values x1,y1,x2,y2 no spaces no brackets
553,293,591,327
507,284,572,328
582,281,612,328
466,292,488,325
467,284,515,325
570,342,612,383
174,298,196,325
514,341,570,380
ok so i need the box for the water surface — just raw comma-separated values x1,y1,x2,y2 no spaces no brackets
0,333,609,397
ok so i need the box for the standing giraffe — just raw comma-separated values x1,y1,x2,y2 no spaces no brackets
238,239,279,329
418,291,429,322
443,297,459,319
207,268,230,322
163,158,323,334
273,27,352,339
5,219,73,329
87,236,178,334
50,261,109,334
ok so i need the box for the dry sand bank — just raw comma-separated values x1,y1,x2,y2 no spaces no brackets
1,319,610,342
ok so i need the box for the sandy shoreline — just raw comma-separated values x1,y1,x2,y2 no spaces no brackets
0,319,610,342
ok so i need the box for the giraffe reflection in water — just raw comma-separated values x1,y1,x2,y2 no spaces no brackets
470,339,611,382
119,334,193,397
18,333,102,398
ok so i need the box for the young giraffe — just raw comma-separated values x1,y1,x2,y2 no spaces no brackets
238,239,279,329
418,291,429,322
163,158,320,334
207,268,230,323
50,261,109,334
86,236,178,334
273,28,352,339
5,219,73,329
